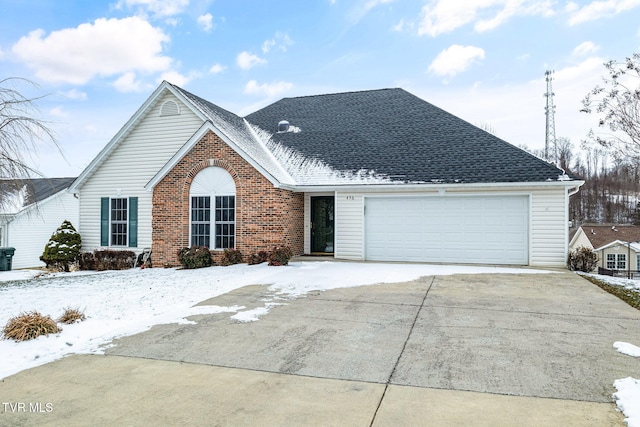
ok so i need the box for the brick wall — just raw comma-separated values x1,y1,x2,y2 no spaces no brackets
152,130,304,267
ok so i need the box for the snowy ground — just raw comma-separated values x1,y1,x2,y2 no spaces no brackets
1,262,638,424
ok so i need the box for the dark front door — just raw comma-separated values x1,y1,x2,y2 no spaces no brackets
311,196,334,253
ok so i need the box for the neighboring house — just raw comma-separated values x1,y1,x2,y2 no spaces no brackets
69,82,584,268
569,224,640,271
0,178,78,269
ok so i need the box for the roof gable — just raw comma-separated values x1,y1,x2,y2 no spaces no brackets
578,224,640,248
245,88,567,184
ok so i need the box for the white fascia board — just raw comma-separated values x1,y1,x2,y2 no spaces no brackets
145,121,282,190
595,239,634,252
69,82,208,193
286,179,586,193
568,227,586,249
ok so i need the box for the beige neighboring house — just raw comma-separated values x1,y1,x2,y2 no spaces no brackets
569,224,640,272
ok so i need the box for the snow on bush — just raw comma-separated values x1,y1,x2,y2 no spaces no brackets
40,220,81,272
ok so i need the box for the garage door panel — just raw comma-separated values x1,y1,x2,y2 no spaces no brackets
365,196,528,265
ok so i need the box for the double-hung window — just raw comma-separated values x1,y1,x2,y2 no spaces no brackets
111,198,128,246
606,253,626,269
190,195,235,249
101,197,138,248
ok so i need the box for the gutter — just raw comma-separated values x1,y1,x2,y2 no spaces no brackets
276,179,586,193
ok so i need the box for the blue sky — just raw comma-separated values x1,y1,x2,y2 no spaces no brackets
1,0,639,177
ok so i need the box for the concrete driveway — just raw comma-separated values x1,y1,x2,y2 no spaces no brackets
1,270,639,426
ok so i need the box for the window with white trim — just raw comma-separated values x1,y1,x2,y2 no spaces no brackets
111,198,128,246
637,254,640,271
189,167,236,250
606,253,626,269
617,253,626,270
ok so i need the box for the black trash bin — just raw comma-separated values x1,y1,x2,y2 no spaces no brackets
0,247,16,271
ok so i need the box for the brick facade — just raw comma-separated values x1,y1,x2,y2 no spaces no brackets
152,130,304,267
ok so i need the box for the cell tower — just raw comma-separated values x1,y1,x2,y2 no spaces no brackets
544,70,557,164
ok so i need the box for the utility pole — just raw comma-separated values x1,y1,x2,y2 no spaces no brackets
544,70,557,165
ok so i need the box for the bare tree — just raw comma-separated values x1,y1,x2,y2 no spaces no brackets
556,137,573,172
0,78,58,206
581,53,640,159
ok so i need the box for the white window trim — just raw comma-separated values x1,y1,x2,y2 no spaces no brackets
110,197,129,247
189,194,235,250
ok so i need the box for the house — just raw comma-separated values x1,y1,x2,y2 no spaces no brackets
0,178,78,269
569,224,640,272
69,82,583,268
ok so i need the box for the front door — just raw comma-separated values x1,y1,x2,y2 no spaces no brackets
311,196,334,253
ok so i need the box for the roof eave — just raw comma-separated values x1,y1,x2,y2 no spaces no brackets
285,179,586,193
145,121,283,190
69,81,210,193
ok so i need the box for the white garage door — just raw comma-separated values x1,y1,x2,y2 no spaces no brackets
365,196,528,265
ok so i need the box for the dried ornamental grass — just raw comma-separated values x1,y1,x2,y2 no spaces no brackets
58,307,86,324
2,311,62,341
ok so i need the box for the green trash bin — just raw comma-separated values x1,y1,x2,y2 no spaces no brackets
0,247,15,271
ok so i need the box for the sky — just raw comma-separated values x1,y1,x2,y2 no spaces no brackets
1,0,640,178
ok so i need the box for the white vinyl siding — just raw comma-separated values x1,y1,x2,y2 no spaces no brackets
77,92,203,252
530,188,568,267
1,191,79,269
334,193,364,260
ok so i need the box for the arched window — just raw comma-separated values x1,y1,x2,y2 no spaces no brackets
189,167,236,249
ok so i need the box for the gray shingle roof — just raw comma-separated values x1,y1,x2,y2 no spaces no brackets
171,84,295,184
245,88,566,184
0,177,75,213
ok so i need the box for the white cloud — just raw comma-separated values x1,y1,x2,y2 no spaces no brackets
572,41,599,56
244,80,293,97
164,17,180,26
236,51,267,70
418,0,555,37
49,106,69,118
209,63,226,74
262,32,293,54
11,17,172,85
568,0,640,25
428,45,485,79
116,0,190,17
158,70,200,87
197,13,213,32
58,89,88,101
114,72,148,93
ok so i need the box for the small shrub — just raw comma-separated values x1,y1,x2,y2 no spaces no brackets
268,246,293,266
2,311,62,342
78,252,97,270
177,246,213,269
58,307,86,324
567,246,598,272
40,220,82,272
220,248,243,266
93,250,136,271
248,250,269,265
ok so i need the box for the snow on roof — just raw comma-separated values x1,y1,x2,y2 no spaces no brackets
249,124,392,186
